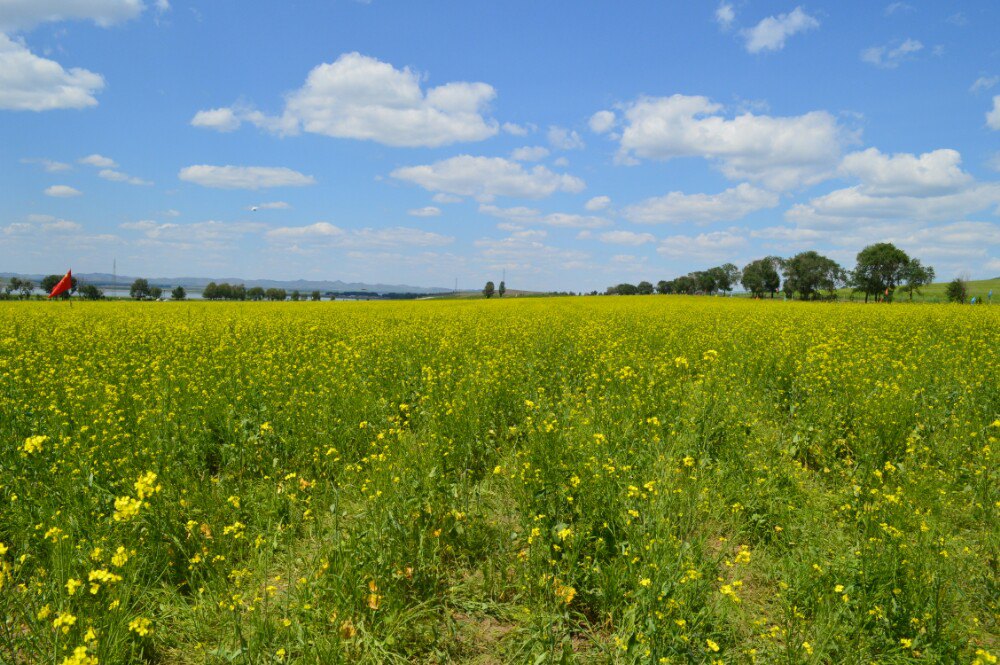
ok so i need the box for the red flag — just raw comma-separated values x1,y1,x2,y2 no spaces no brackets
48,269,73,299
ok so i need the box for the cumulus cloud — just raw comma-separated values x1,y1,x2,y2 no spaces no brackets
44,184,81,197
479,204,611,229
584,195,611,211
191,107,241,132
547,125,584,150
0,34,104,110
612,94,848,190
432,192,463,204
79,153,116,168
623,183,779,224
192,53,499,147
861,39,923,68
266,223,453,248
715,2,735,29
743,7,819,53
588,110,616,134
511,146,550,162
3,213,81,234
657,229,747,260
391,155,584,202
839,148,973,196
0,0,144,31
502,122,530,136
407,206,441,217
988,96,1000,130
475,234,589,273
598,230,656,246
178,165,316,190
121,219,264,245
99,168,152,186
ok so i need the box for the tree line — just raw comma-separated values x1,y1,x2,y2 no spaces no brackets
605,243,953,302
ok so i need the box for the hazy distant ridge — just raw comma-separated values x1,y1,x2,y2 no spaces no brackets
0,273,452,295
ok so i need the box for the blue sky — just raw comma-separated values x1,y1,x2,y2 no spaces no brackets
1,1,999,291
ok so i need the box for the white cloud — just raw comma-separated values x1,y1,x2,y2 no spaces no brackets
839,148,973,196
657,229,747,260
743,7,819,53
247,201,290,210
511,146,550,162
988,96,1000,130
715,2,735,29
584,195,611,211
970,75,998,94
502,122,530,136
121,219,264,244
479,204,611,229
588,110,616,134
547,125,584,150
408,206,441,217
623,183,779,224
21,158,70,172
787,183,1000,227
191,107,241,132
861,39,922,69
599,230,656,246
475,234,589,273
79,153,116,168
194,53,499,147
267,223,453,248
44,184,81,197
3,213,81,235
432,192,462,204
391,155,584,202
0,0,144,31
99,168,152,186
178,165,316,190
0,34,104,111
612,94,848,190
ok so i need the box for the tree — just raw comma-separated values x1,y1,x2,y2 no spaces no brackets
130,278,151,300
17,279,34,300
693,271,716,294
498,281,506,298
782,251,845,300
41,274,78,298
171,286,186,301
149,286,163,300
673,275,696,295
79,284,104,300
202,282,218,300
945,278,967,304
311,290,321,301
900,259,935,301
852,242,910,302
741,257,782,298
247,287,265,301
265,288,286,301
2,277,19,298
290,290,301,301
483,281,495,298
637,280,654,295
656,280,672,295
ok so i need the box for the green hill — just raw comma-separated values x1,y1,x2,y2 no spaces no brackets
839,277,1000,303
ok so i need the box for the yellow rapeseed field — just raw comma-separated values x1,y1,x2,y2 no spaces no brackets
1,297,997,663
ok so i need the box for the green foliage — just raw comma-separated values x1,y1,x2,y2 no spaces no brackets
852,242,912,302
483,281,495,299
946,278,968,303
171,286,186,301
783,251,845,300
129,278,151,300
79,284,104,300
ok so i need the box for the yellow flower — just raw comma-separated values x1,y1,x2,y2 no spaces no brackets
53,612,77,633
127,617,152,637
706,639,720,652
60,645,98,665
66,578,83,595
112,496,143,521
134,472,161,500
22,435,47,454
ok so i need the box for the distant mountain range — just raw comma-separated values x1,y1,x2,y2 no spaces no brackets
0,272,452,295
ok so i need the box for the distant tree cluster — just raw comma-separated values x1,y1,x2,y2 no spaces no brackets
606,244,939,302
